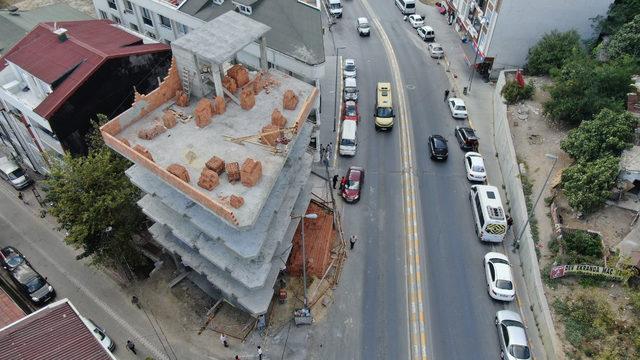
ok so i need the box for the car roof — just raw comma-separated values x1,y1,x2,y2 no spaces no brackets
431,42,442,47
419,26,434,31
458,126,476,135
358,17,369,23
450,98,465,106
409,14,421,18
506,324,528,347
345,100,356,106
345,77,357,86
431,135,447,147
345,58,355,64
469,155,484,167
11,264,39,283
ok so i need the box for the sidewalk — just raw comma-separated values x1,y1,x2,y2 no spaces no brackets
417,3,547,359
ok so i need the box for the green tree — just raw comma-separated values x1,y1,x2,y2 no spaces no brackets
594,0,640,38
500,79,535,104
543,56,635,125
45,114,146,267
561,156,620,214
525,30,584,75
605,14,640,59
561,109,637,162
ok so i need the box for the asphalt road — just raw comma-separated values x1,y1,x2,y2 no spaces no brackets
316,1,527,359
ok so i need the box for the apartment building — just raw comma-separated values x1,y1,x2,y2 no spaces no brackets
0,20,171,173
445,0,613,77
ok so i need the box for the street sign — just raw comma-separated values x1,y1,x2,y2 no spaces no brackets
549,264,630,281
550,265,565,279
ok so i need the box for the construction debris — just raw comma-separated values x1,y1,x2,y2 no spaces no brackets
194,99,214,128
227,64,249,88
198,169,220,191
167,163,190,183
230,194,244,208
223,76,237,94
260,125,282,146
271,109,287,128
241,158,262,187
133,144,154,162
213,96,226,115
240,87,255,110
283,89,298,110
162,110,177,129
226,162,241,183
137,123,166,140
206,156,225,175
175,90,189,107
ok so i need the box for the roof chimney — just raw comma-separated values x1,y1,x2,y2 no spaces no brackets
53,27,68,42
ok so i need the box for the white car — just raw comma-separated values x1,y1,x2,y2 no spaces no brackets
81,317,116,352
357,17,370,36
343,58,357,78
448,98,468,119
484,252,515,302
428,42,444,58
464,152,486,182
416,26,435,42
408,14,424,28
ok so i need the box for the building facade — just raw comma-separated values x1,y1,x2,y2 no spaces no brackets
446,0,613,77
0,20,171,174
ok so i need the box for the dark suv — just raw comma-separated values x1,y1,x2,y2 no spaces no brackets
455,126,479,151
428,134,448,160
10,263,56,305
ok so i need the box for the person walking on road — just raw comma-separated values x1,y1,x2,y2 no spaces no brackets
332,174,339,189
257,346,263,360
126,340,137,354
220,333,229,348
340,176,347,191
444,89,450,102
326,142,333,157
319,144,325,160
350,235,358,250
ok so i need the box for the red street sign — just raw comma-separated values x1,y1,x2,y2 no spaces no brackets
550,265,566,279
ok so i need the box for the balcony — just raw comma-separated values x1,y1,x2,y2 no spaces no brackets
0,68,45,110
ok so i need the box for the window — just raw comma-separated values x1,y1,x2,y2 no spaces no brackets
130,23,139,31
474,194,485,227
501,324,509,345
123,0,133,13
159,15,172,29
177,23,189,34
111,15,121,24
235,4,252,15
99,10,108,19
146,31,156,39
141,7,153,26
107,0,117,10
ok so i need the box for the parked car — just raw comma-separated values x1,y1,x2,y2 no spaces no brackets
448,98,468,119
343,100,359,122
484,252,515,302
464,152,487,182
428,135,448,160
408,14,424,28
0,156,32,190
343,59,357,78
1,246,27,271
344,77,359,101
495,310,531,360
356,17,371,36
454,126,478,151
428,42,444,58
342,166,364,203
81,317,116,352
10,263,55,305
416,26,435,41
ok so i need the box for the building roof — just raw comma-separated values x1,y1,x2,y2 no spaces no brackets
178,0,325,65
0,4,92,56
0,287,25,329
621,146,640,172
0,299,115,360
172,11,270,65
0,20,170,119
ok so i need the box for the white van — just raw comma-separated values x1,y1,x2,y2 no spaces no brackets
328,0,343,18
469,185,508,242
0,156,31,190
339,120,357,156
395,0,416,14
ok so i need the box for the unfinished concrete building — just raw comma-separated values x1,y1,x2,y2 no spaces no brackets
100,11,318,316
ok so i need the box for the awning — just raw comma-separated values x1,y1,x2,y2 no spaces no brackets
461,40,485,66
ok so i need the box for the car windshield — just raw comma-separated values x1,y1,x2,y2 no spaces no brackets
406,3,415,8
26,276,45,293
345,64,356,71
341,138,355,146
376,107,393,118
509,345,531,359
359,23,369,29
6,254,24,267
491,258,509,265
94,328,106,341
345,87,357,93
330,3,341,9
496,279,513,290
346,180,360,190
433,138,446,149
8,168,25,180
345,104,357,116
455,105,467,111
472,165,485,172
434,46,443,52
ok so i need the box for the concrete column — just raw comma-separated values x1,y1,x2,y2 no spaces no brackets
214,64,225,98
260,36,268,70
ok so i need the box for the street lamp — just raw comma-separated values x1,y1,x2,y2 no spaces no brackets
514,154,558,249
291,213,318,308
333,46,346,132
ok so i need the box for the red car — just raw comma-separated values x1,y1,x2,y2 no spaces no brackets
341,166,364,203
342,100,360,122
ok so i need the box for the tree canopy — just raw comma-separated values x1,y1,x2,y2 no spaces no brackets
561,156,620,214
560,109,637,162
45,114,146,267
604,14,640,59
525,30,584,76
594,0,640,38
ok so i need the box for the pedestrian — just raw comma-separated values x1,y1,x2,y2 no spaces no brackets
257,346,263,360
332,174,339,189
444,89,450,102
319,144,325,159
349,235,358,250
507,215,514,229
340,176,347,190
220,333,229,348
326,142,333,156
126,340,137,354
235,356,241,360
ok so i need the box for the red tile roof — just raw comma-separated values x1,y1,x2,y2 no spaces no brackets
0,20,170,119
0,287,25,329
0,299,114,360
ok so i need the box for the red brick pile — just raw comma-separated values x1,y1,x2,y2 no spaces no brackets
240,158,262,187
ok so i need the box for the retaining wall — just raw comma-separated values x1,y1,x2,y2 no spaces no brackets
493,70,562,359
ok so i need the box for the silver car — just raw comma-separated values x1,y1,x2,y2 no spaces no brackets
343,59,357,78
428,42,444,58
495,310,531,360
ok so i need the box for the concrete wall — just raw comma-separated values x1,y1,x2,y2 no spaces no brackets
493,70,562,359
488,0,612,71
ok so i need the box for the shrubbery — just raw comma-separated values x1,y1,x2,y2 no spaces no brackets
525,30,583,75
561,156,620,214
500,79,535,104
562,230,603,264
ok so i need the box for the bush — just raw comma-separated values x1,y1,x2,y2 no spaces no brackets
604,14,640,59
561,108,637,162
553,294,615,348
561,156,620,214
526,30,584,75
501,79,535,104
563,230,603,259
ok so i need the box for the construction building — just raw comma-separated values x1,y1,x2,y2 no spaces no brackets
100,11,318,316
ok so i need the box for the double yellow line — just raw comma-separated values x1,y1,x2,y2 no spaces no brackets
359,0,427,358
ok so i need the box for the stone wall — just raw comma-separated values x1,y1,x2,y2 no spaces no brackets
493,70,561,359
